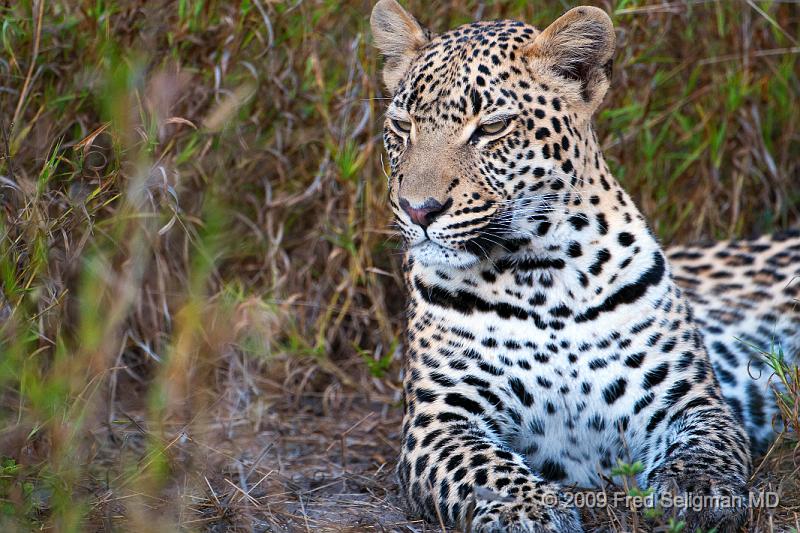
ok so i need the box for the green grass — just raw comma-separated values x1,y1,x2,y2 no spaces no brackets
0,0,798,531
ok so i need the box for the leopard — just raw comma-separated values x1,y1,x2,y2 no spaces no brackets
369,1,800,532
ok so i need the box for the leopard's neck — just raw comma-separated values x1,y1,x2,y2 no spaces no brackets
407,184,669,318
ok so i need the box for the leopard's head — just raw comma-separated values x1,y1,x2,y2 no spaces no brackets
371,1,615,268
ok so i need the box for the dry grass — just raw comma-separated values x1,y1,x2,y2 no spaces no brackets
0,0,798,531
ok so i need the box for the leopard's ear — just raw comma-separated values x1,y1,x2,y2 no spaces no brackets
370,0,429,94
525,6,615,112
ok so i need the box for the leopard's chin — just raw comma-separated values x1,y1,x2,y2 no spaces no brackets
408,240,481,269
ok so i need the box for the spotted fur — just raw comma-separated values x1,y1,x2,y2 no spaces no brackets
370,2,799,532
669,231,800,453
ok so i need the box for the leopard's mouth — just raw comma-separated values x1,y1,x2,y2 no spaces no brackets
406,214,524,268
461,215,517,257
407,240,482,268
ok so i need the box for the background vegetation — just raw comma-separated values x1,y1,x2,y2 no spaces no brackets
0,0,798,531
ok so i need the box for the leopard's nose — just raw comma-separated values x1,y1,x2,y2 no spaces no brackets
399,197,452,228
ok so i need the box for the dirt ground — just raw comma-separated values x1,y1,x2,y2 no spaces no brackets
80,387,799,533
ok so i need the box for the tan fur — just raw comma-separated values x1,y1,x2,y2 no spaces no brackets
370,0,428,92
395,133,462,206
526,7,615,113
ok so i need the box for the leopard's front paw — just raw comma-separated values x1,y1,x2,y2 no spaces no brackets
468,486,582,533
650,468,748,533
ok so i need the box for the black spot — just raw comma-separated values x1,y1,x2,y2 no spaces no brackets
537,221,552,236
430,372,456,387
415,413,434,427
589,248,611,276
446,454,464,471
463,375,489,388
642,363,669,389
711,341,739,368
516,257,565,270
633,393,655,414
416,388,438,402
438,412,468,424
549,304,572,318
646,408,667,432
509,377,534,407
479,362,504,376
541,459,566,481
596,213,608,235
747,382,766,426
624,352,646,368
663,380,691,407
588,414,606,431
414,277,532,322
589,358,608,370
444,393,484,415
470,88,482,115
618,232,635,247
568,213,590,231
415,455,428,476
660,338,676,353
574,252,666,323
602,378,627,405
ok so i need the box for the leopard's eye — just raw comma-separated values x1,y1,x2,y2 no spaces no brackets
477,119,508,136
391,118,412,134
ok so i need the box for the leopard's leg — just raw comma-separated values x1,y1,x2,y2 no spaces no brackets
641,366,752,533
397,403,580,533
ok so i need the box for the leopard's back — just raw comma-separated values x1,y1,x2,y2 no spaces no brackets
668,229,800,450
